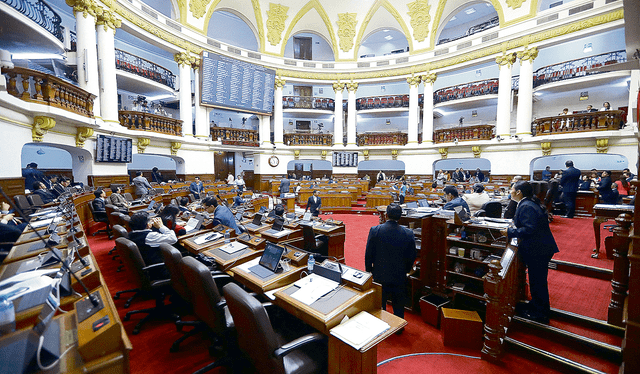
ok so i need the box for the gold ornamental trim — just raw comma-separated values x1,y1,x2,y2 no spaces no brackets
517,46,539,64
76,127,94,147
266,3,289,46
95,6,121,32
32,116,56,142
407,0,431,43
541,142,551,156
170,141,182,155
596,138,609,154
438,147,448,159
137,137,150,153
337,13,358,53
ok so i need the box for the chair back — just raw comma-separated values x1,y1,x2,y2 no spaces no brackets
124,192,134,202
160,244,190,303
106,205,120,227
482,201,503,218
89,202,108,223
118,214,131,231
112,224,129,240
301,224,317,252
13,195,34,215
27,194,44,207
181,257,226,336
223,283,284,374
115,237,152,290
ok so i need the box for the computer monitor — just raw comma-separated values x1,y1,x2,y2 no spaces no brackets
259,242,285,272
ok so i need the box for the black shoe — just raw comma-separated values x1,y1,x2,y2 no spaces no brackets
521,311,549,324
395,327,405,335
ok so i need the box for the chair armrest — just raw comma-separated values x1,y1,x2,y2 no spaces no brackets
142,263,166,272
274,333,326,358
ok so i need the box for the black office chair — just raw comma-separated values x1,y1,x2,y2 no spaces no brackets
301,224,328,256
181,257,235,373
13,195,35,216
114,237,174,334
26,194,44,208
112,224,128,272
481,201,503,218
89,202,112,238
118,214,131,232
223,283,327,374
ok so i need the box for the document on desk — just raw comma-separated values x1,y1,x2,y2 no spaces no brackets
330,311,390,350
30,216,62,229
193,232,222,245
290,274,339,305
218,241,248,254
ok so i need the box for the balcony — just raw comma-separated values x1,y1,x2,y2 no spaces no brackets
115,49,176,90
1,0,63,42
357,132,407,146
356,95,409,111
2,66,95,118
434,78,499,105
119,110,182,136
284,133,332,146
211,127,259,147
533,50,626,89
531,110,625,136
434,124,494,144
283,96,334,111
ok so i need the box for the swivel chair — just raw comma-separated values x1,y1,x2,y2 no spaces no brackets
301,224,328,257
26,194,44,208
481,201,503,218
223,283,327,374
89,202,112,238
111,224,129,272
13,195,35,216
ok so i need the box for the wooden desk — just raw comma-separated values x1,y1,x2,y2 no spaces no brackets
259,227,303,244
180,230,226,255
593,204,634,254
311,221,346,262
576,190,598,217
231,258,306,293
200,241,262,270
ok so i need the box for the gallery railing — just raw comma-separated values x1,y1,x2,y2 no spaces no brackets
282,96,335,110
356,95,410,110
357,132,407,146
434,124,494,143
531,110,625,136
533,50,626,88
1,0,63,42
284,133,332,146
115,49,176,89
119,110,182,136
434,78,499,104
211,127,259,147
2,66,96,118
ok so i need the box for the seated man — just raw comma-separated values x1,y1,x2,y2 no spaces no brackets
108,186,130,212
0,202,28,252
92,189,107,213
232,191,245,208
128,212,177,277
202,196,242,234
443,185,470,213
32,182,56,204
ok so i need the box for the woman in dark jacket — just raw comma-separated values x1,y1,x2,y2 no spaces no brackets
597,170,617,204
501,181,559,324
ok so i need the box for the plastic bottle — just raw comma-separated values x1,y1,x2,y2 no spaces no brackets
307,254,315,272
0,296,15,336
224,230,230,244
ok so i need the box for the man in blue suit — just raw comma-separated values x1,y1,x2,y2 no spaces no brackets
202,196,242,234
305,190,322,217
560,160,581,218
279,175,290,198
365,203,416,323
189,176,205,200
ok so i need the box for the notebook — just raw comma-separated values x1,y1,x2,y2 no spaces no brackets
248,242,285,278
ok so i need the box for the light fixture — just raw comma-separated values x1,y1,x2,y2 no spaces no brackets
384,35,393,41
450,16,457,21
583,43,593,53
36,148,45,155
465,8,476,14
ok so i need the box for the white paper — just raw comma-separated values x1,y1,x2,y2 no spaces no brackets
330,311,390,350
193,232,222,245
218,241,248,254
290,274,339,305
30,216,62,228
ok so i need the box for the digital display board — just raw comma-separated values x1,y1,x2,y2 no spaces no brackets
333,152,358,167
200,51,275,115
95,134,132,163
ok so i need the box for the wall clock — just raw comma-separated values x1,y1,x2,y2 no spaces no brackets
269,155,279,167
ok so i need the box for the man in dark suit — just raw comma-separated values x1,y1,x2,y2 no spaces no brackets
91,189,107,212
189,176,204,200
279,175,290,198
305,190,322,217
365,203,417,322
559,160,581,218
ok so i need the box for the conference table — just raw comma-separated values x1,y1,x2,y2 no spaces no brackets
592,203,634,255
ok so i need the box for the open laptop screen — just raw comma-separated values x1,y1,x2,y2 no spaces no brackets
418,199,428,207
259,242,285,272
271,217,284,231
252,213,263,226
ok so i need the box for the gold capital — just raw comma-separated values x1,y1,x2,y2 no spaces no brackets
332,81,344,93
596,138,609,154
517,46,539,64
32,116,56,142
496,52,517,68
95,7,121,32
472,146,481,158
346,81,358,92
65,0,99,18
76,127,94,147
438,147,448,159
174,52,196,67
137,137,150,153
170,142,181,155
540,142,551,156
274,77,286,89
407,75,421,87
421,72,437,84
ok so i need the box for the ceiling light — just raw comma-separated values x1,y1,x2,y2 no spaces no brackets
465,8,476,14
383,29,390,32
384,35,393,41
450,16,457,21
583,43,593,53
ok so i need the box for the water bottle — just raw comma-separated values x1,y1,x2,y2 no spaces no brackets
0,296,15,336
224,229,230,244
307,254,315,272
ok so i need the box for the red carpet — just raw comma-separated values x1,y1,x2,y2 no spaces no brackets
86,211,615,374
549,216,613,270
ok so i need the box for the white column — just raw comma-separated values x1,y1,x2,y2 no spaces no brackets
346,81,358,146
495,52,517,138
628,69,640,128
274,77,286,145
333,81,344,147
407,75,420,144
516,47,538,137
95,8,120,125
71,0,100,118
175,52,193,136
259,114,271,146
193,63,208,139
421,72,437,144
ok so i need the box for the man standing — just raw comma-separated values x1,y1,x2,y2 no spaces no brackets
22,163,46,192
541,166,552,181
560,160,581,218
305,190,322,217
189,176,204,200
133,171,152,198
279,175,290,198
365,203,416,322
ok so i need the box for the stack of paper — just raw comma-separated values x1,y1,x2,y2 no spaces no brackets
290,274,339,305
218,241,248,254
330,311,390,350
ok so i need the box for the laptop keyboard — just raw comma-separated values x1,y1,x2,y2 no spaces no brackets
248,264,275,278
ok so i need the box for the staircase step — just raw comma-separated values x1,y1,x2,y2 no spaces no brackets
504,337,611,374
512,316,622,361
550,308,625,337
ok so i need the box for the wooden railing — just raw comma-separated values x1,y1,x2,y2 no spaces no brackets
532,110,625,136
608,213,632,326
434,124,494,143
482,246,526,362
118,110,182,136
357,132,407,146
211,127,259,146
284,133,332,146
2,66,96,118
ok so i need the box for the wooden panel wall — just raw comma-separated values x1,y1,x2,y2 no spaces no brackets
88,175,130,188
0,177,25,206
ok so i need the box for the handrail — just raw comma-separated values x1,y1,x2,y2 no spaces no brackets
356,94,409,110
1,0,63,42
282,96,335,110
284,133,332,146
533,50,626,88
211,127,259,147
531,110,625,136
2,66,96,118
118,110,182,136
438,16,499,45
434,78,499,104
357,132,407,146
115,49,176,89
434,124,494,143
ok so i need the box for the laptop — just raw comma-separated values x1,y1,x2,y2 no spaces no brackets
245,213,264,230
264,217,285,235
183,214,204,234
248,242,286,278
406,201,418,209
418,199,429,207
235,212,244,221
